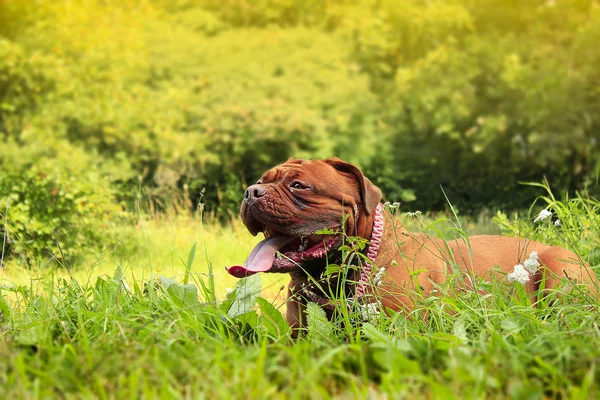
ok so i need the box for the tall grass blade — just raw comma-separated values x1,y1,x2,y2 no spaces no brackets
184,242,197,285
0,198,8,269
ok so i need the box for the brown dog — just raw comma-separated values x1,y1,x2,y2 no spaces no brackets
227,158,596,330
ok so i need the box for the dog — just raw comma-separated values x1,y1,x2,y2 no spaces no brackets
226,158,596,331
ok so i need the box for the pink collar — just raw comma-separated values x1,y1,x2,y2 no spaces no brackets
354,203,384,297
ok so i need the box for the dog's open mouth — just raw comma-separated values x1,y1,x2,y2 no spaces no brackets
226,229,341,278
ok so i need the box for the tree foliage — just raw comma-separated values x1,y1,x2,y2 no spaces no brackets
0,0,599,261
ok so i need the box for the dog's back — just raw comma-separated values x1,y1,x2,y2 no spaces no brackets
451,235,595,291
378,232,596,313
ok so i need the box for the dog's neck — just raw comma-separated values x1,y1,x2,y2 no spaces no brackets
289,204,385,309
354,203,384,297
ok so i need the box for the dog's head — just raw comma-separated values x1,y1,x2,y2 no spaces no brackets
227,158,382,277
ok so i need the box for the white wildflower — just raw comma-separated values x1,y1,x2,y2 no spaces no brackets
384,202,401,212
507,264,530,284
373,267,386,286
554,219,561,227
226,287,233,294
404,210,422,218
534,209,552,223
523,251,540,273
348,299,383,322
356,302,382,322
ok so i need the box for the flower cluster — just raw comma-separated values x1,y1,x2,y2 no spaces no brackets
507,251,541,284
523,251,540,273
356,301,382,322
534,209,552,223
404,210,422,218
383,202,401,212
507,264,530,284
373,267,386,286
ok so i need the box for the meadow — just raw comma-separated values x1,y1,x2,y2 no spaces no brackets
1,189,599,398
1,0,600,398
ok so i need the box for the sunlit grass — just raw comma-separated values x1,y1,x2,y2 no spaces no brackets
0,210,499,302
0,215,288,303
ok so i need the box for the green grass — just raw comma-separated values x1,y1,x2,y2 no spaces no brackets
0,215,288,302
1,193,599,399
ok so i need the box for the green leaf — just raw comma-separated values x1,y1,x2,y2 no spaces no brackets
256,297,289,338
158,276,199,308
501,317,522,334
452,316,469,343
0,294,12,319
112,263,125,283
111,262,131,293
15,325,48,346
227,274,261,318
233,310,259,330
361,322,389,343
306,302,333,340
323,264,341,276
219,287,238,313
363,323,420,374
362,323,412,352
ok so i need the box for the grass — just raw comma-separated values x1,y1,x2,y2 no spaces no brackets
0,191,599,399
0,215,289,302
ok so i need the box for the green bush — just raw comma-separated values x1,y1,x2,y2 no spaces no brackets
2,0,598,216
0,38,57,134
1,0,381,214
343,0,600,211
0,169,129,266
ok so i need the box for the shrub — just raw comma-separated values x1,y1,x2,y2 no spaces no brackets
0,169,130,266
2,1,381,214
343,0,600,211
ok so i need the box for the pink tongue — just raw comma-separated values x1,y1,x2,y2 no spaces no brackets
226,235,295,278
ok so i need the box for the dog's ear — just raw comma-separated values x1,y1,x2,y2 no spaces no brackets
325,157,382,215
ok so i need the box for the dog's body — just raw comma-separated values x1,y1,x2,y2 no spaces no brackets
226,158,595,331
375,221,591,315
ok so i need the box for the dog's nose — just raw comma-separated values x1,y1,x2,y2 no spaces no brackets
244,184,267,202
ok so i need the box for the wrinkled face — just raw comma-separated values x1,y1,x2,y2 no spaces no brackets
226,158,381,277
243,160,363,237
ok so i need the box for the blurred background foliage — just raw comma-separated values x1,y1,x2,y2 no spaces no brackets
0,0,599,263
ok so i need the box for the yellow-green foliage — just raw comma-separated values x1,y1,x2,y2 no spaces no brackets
1,0,599,263
0,168,129,265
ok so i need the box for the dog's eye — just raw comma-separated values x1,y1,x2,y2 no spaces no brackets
291,181,308,190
